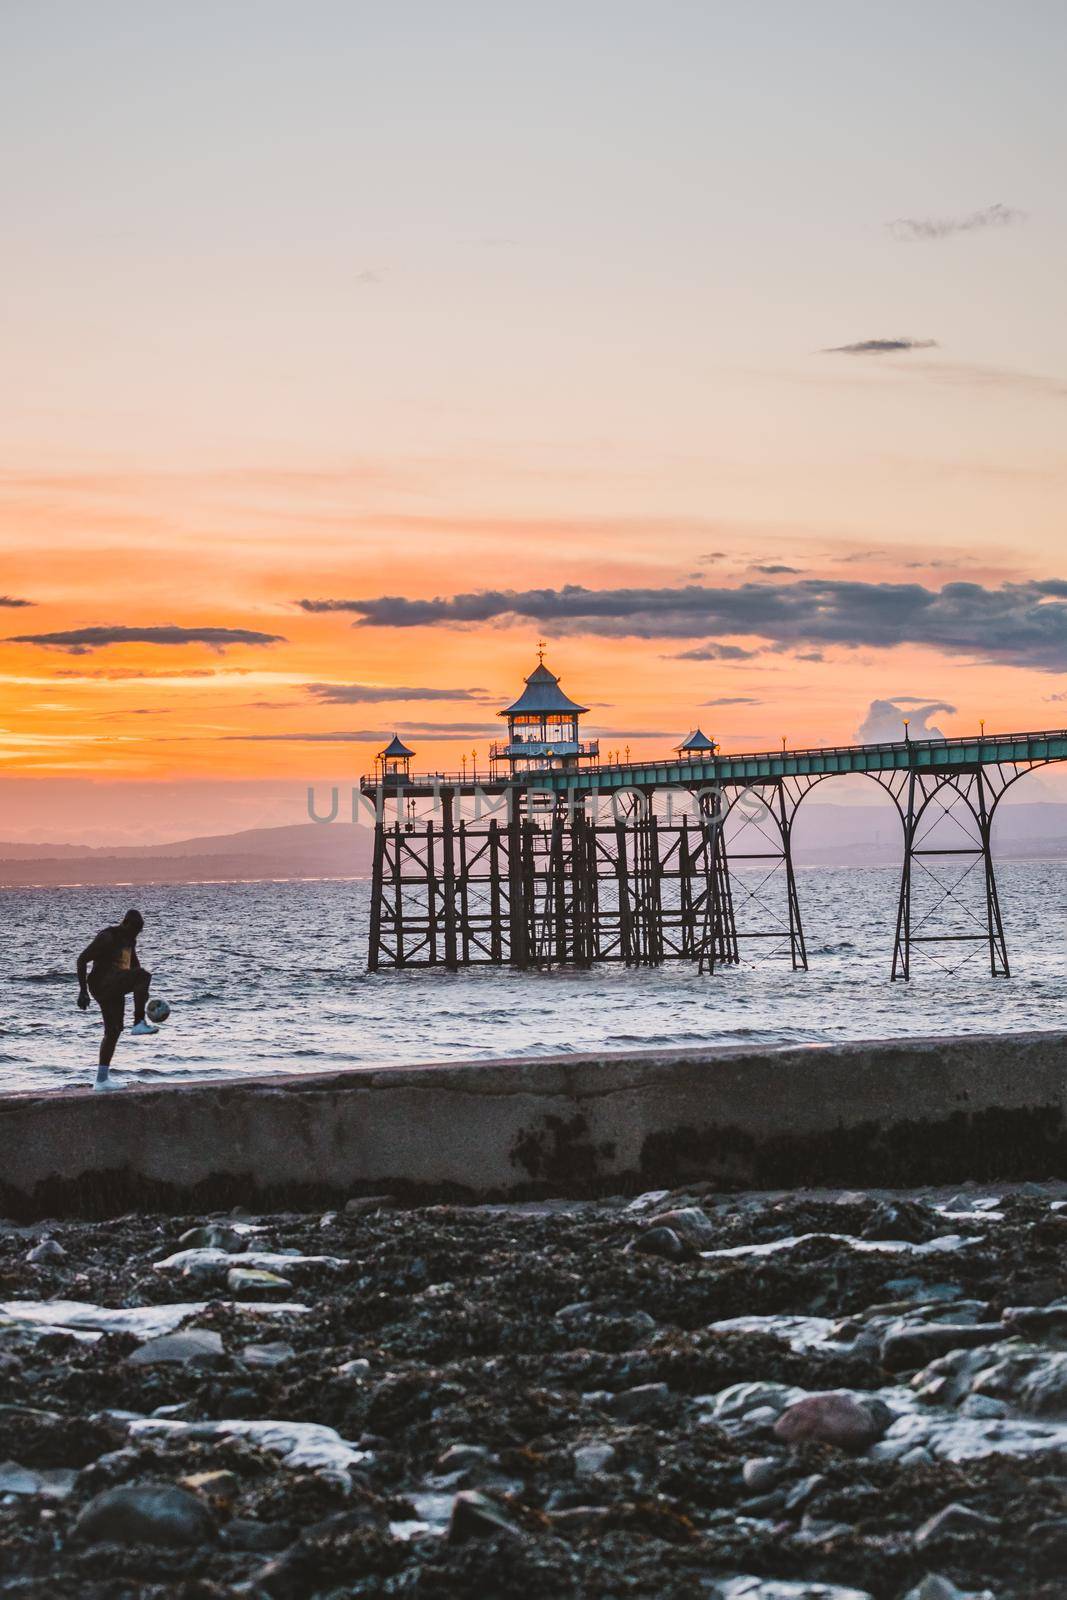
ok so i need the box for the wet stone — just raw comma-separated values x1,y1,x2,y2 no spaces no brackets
609,1382,671,1420
26,1238,66,1264
915,1502,1001,1549
742,1457,780,1492
646,1206,717,1248
242,1340,296,1368
223,1517,293,1552
126,1329,226,1368
633,1225,694,1261
573,1442,616,1477
344,1194,396,1215
74,1483,217,1547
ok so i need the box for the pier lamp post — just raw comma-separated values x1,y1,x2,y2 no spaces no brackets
781,736,787,753
903,718,910,742
625,744,630,764
979,719,985,739
472,747,477,780
461,753,467,781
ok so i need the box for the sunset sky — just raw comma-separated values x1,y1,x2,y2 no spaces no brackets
3,2,1066,842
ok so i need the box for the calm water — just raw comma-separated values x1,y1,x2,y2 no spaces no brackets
2,865,1065,1093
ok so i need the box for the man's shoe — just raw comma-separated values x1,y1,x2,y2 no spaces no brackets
93,1077,127,1092
129,1020,159,1037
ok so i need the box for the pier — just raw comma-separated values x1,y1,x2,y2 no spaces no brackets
361,654,1067,980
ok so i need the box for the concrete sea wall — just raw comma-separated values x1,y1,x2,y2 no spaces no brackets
2,1032,1067,1219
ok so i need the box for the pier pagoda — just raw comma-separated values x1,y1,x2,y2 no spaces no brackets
490,644,599,777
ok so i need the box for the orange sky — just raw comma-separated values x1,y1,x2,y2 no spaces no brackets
2,5,1065,839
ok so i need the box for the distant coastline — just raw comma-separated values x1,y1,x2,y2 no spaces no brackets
1,802,1064,888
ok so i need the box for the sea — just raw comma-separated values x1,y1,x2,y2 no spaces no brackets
2,864,1065,1093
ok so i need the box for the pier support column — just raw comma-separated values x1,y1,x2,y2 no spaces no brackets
892,768,1010,981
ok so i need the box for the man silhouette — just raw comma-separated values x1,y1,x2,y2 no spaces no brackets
76,908,157,1090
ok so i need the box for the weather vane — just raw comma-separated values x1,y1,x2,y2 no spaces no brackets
536,637,546,663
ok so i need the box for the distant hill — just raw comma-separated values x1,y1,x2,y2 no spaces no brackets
0,823,375,886
0,802,1064,886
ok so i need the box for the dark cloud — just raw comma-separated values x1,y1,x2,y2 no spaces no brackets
8,625,285,655
299,577,1067,672
886,202,1025,243
669,643,760,661
750,563,802,575
702,696,762,706
858,698,957,743
227,720,495,742
699,551,728,563
307,682,488,705
0,595,33,607
794,651,825,662
823,338,938,355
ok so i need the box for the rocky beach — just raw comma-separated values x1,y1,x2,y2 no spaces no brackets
3,1183,1067,1598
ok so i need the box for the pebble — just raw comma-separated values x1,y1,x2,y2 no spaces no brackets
126,1329,226,1368
177,1223,248,1253
336,1357,371,1377
26,1238,66,1264
574,1442,616,1477
646,1206,717,1248
881,1323,1007,1372
633,1226,693,1261
741,1457,779,1492
784,1473,826,1511
344,1194,396,1215
447,1489,522,1544
227,1267,293,1294
609,1382,671,1420
774,1392,891,1450
915,1502,1000,1548
74,1484,217,1547
180,1469,239,1501
436,1443,491,1472
223,1517,293,1552
241,1340,296,1369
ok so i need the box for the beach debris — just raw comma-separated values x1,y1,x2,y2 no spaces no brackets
773,1392,892,1450
74,1484,217,1546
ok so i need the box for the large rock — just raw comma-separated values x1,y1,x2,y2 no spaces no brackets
127,1329,225,1368
74,1483,216,1546
774,1392,891,1450
881,1322,1007,1372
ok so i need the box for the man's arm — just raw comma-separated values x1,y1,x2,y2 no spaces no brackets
76,932,107,1005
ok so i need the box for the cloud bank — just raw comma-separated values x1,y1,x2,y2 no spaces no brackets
7,625,286,654
307,682,487,705
858,698,956,743
886,202,1025,243
299,578,1067,670
0,595,33,608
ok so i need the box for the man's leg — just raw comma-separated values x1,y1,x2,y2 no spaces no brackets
93,985,124,1085
131,967,151,1024
128,968,158,1035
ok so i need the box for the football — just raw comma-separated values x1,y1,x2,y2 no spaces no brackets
146,998,171,1024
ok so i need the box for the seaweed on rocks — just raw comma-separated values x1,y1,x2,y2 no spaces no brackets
2,1182,1066,1596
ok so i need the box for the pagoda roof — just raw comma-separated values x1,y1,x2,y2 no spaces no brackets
500,661,588,718
380,732,415,758
677,728,716,752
